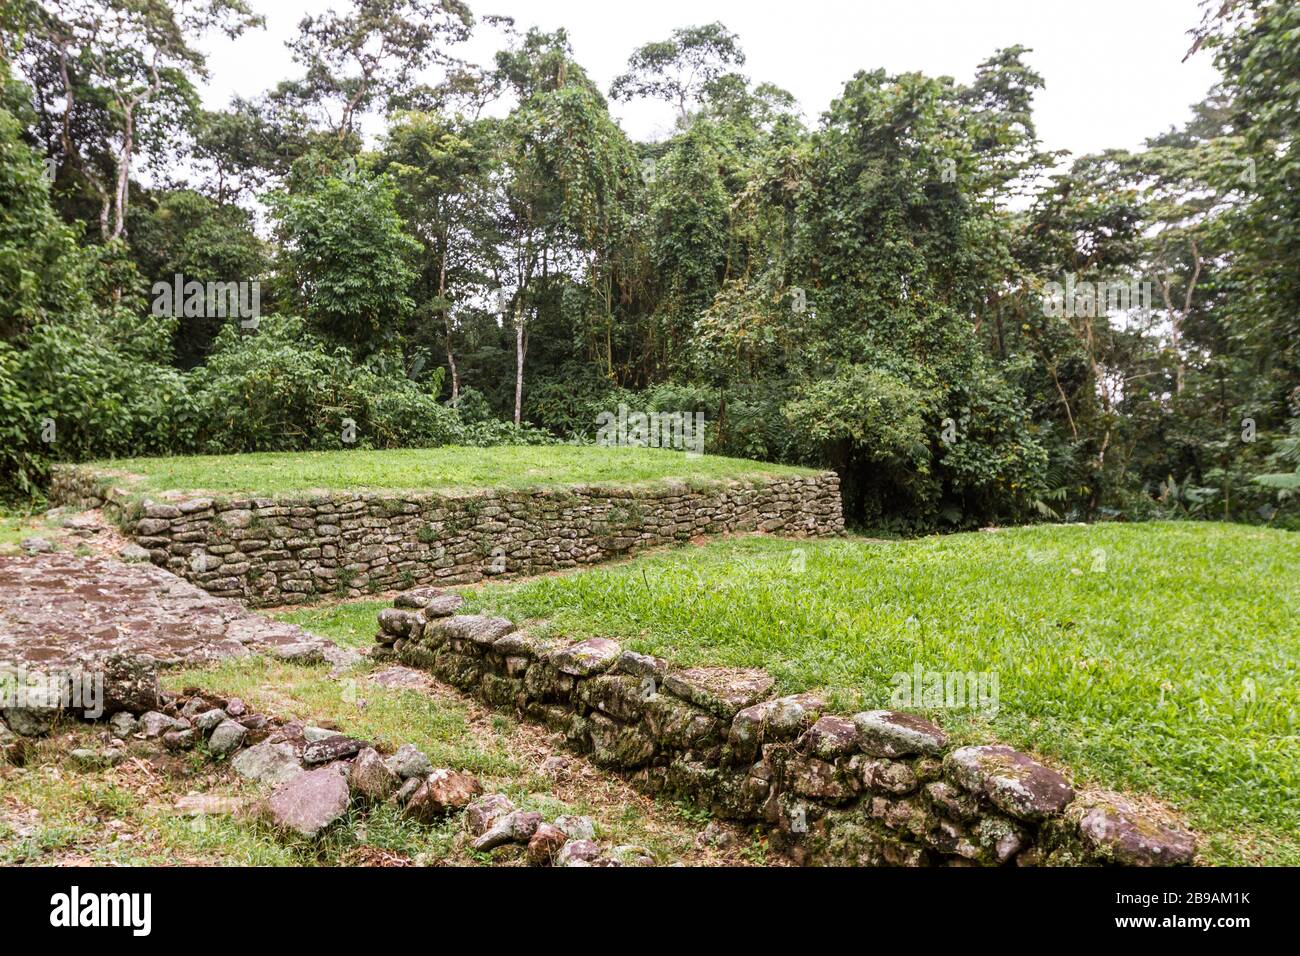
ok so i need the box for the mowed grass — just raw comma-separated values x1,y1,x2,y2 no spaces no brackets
86,445,814,496
432,521,1298,865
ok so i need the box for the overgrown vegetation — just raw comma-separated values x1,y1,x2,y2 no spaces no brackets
1,2,1296,531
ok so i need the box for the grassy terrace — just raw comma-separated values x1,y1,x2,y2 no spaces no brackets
84,446,816,497
279,521,1299,865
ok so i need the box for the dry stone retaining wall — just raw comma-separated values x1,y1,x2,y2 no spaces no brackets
50,465,843,607
376,591,1198,868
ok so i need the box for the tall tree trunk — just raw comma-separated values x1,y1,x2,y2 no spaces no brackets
438,250,458,403
111,105,133,240
514,304,525,426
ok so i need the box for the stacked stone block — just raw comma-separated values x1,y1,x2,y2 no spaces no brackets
375,591,1198,868
50,466,844,607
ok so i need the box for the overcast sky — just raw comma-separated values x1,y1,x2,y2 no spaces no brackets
198,0,1221,159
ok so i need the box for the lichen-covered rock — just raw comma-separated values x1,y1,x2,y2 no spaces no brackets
957,815,1028,865
0,682,62,737
384,743,433,780
1069,793,1196,866
163,728,195,750
642,693,720,749
548,637,622,676
798,715,859,760
394,587,443,609
521,660,572,702
804,804,919,867
194,708,228,734
728,693,826,761
554,815,596,841
945,745,1074,822
612,650,668,684
471,810,542,852
348,747,400,803
119,543,152,563
207,719,247,757
378,608,418,638
232,740,304,785
423,594,465,618
664,667,774,720
493,629,564,659
607,844,655,866
786,753,859,803
924,781,981,822
404,769,482,822
555,839,604,867
462,616,516,647
302,734,364,765
588,712,656,768
394,776,422,806
466,793,517,836
265,765,350,838
138,710,187,739
100,653,161,715
853,710,948,757
108,711,138,739
853,756,919,795
574,673,652,723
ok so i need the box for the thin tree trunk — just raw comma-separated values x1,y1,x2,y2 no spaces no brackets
514,304,525,426
111,104,133,240
438,249,458,403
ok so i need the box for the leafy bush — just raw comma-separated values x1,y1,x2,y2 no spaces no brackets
190,315,462,452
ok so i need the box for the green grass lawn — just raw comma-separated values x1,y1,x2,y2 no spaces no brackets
0,512,54,554
84,446,815,496
279,521,1299,865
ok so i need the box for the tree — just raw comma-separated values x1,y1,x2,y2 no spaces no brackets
12,0,262,240
129,188,269,366
611,22,745,123
492,28,641,424
282,0,472,142
269,167,421,356
381,109,500,403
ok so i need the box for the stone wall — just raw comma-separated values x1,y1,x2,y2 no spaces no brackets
50,465,843,607
376,592,1198,868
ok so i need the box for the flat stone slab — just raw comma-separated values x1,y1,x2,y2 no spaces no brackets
265,765,350,838
1069,793,1196,866
367,666,437,692
945,744,1075,822
662,667,775,719
0,554,335,669
853,710,948,757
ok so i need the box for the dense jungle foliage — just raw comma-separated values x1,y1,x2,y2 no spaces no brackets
1,0,1297,530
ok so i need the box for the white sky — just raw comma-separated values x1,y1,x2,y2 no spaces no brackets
198,0,1221,158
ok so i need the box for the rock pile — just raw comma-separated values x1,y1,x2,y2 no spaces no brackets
12,673,656,864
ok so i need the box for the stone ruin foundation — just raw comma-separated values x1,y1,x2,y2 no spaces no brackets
375,589,1199,868
50,465,845,607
